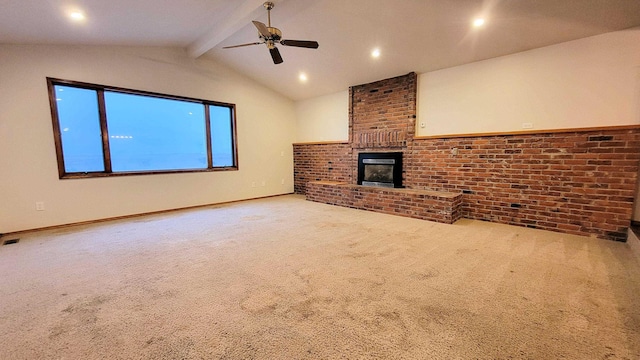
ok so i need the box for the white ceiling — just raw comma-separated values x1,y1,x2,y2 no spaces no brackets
2,0,640,101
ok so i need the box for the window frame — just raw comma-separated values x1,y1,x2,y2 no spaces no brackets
47,78,238,179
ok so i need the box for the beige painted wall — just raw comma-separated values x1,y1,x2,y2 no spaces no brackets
293,29,640,142
0,45,296,233
417,28,640,136
295,90,349,142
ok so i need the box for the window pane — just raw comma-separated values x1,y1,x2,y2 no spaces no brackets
105,92,207,172
209,105,234,167
54,85,105,173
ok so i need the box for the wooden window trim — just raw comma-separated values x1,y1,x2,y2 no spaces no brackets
47,77,238,179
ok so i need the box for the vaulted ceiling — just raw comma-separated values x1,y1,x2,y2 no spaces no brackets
2,0,640,100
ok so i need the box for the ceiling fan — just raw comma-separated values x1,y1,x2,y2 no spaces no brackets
223,1,319,64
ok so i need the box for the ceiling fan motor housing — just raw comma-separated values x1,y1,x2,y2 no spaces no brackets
260,27,281,49
264,27,282,41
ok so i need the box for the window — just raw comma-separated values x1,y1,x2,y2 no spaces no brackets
47,78,237,178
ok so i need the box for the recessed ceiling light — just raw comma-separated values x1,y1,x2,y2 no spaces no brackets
69,11,86,22
299,73,308,83
473,18,485,27
371,48,381,58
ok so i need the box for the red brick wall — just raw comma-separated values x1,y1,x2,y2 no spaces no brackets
409,130,640,241
294,129,640,241
350,73,417,148
293,142,351,194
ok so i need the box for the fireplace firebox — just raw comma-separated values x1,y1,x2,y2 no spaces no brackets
357,152,403,188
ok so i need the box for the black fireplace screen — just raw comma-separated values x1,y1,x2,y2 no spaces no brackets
357,152,403,188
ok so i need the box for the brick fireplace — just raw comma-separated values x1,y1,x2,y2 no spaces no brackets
349,73,416,187
293,73,640,241
299,73,463,225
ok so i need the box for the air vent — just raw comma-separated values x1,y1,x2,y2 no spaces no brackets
2,238,19,245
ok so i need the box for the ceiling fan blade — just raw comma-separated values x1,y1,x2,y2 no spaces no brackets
222,42,263,49
252,21,272,39
280,40,319,49
269,47,283,64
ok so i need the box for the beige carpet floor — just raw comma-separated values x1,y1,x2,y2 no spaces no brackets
1,194,639,359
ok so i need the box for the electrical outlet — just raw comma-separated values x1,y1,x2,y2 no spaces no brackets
35,202,45,211
522,122,533,129
280,151,284,157
251,182,256,188
281,178,285,185
261,181,266,187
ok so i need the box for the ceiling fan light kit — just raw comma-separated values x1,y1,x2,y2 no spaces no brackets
223,1,319,64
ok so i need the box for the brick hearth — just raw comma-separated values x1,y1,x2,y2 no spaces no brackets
306,181,463,224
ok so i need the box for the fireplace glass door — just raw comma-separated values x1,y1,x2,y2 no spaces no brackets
357,152,403,188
